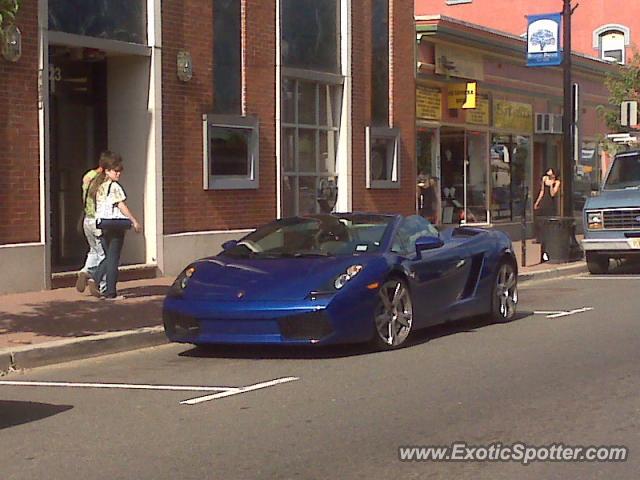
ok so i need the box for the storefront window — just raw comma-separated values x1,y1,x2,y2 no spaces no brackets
48,0,147,44
490,134,531,222
281,0,340,73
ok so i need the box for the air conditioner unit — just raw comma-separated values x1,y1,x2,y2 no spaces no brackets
535,113,563,134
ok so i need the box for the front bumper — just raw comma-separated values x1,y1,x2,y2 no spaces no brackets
581,238,640,251
162,291,377,346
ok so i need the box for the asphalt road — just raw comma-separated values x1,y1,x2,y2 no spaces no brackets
1,272,640,480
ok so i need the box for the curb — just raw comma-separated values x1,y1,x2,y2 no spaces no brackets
0,327,167,374
518,262,587,283
0,263,587,374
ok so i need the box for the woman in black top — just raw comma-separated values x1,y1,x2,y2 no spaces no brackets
534,168,560,216
534,168,561,261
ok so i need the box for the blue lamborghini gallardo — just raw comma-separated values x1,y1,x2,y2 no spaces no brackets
163,213,517,350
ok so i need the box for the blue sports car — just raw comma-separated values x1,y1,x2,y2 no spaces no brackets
163,213,518,350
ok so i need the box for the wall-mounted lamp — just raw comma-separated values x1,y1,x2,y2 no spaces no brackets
177,51,192,82
2,24,22,62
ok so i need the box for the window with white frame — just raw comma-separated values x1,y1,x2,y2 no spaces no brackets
366,127,400,189
281,78,342,216
600,30,625,63
371,0,389,124
203,115,259,190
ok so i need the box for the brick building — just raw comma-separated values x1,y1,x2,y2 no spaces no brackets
413,5,619,236
0,0,415,294
417,0,640,64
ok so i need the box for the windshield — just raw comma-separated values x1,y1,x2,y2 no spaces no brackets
222,214,395,258
604,153,640,190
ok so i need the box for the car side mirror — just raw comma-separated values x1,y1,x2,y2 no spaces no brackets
415,236,444,259
222,240,238,250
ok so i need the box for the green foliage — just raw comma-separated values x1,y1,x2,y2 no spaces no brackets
0,0,20,30
599,50,640,132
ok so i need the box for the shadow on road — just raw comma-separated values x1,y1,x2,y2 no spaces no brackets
0,400,73,429
178,311,536,360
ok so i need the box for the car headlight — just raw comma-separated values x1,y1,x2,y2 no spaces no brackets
168,265,196,297
334,265,363,290
587,211,603,230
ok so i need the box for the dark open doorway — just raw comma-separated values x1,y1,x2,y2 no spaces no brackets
49,46,108,272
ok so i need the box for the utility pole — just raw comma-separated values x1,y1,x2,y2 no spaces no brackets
561,0,574,217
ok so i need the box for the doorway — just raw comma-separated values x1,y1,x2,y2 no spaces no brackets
438,128,489,225
49,46,108,272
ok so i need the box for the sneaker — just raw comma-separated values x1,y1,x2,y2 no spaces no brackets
542,252,549,262
103,295,126,301
75,271,89,293
87,279,102,298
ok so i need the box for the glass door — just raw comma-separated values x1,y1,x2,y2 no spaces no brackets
464,131,489,224
440,127,465,225
416,127,440,223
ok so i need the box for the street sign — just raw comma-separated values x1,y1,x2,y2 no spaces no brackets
621,100,638,127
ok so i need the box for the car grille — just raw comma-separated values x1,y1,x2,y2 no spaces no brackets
602,209,640,230
163,310,200,339
278,311,333,341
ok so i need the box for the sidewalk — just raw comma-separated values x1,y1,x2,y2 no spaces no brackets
0,239,586,373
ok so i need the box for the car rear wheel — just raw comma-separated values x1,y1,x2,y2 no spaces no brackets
490,261,518,323
586,252,609,274
372,278,413,350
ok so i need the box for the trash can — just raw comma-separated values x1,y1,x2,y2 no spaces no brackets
538,216,575,263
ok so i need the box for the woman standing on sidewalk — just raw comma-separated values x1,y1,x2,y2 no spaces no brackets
534,168,561,261
89,152,142,300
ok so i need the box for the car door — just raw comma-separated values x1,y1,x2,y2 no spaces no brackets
392,216,471,327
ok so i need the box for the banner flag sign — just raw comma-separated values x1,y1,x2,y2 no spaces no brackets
526,13,562,67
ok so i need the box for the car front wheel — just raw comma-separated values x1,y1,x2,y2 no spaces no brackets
372,278,413,350
586,252,609,274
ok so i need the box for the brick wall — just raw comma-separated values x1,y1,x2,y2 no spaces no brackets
0,0,40,244
162,0,276,235
351,0,417,215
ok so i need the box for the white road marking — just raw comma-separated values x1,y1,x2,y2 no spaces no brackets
0,377,300,405
577,276,640,280
533,307,593,319
0,380,230,392
180,377,300,405
546,307,593,318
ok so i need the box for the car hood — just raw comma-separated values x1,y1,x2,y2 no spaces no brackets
584,189,640,210
182,255,377,301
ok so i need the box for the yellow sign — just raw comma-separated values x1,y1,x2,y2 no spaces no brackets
494,100,533,132
416,86,442,120
466,95,490,125
448,82,477,109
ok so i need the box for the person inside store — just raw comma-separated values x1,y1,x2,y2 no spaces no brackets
417,173,441,225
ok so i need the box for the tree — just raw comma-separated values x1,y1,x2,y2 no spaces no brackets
598,50,640,132
0,0,20,30
530,29,555,51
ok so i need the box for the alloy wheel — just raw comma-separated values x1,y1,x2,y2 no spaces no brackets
374,279,413,348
